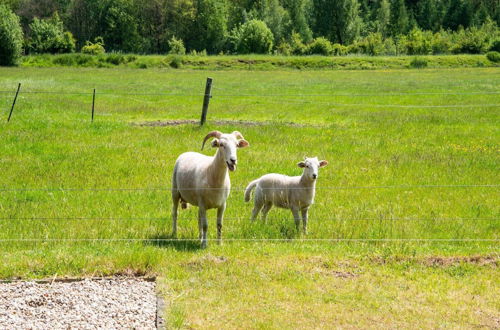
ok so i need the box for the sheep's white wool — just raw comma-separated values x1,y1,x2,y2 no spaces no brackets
245,157,328,233
172,131,249,248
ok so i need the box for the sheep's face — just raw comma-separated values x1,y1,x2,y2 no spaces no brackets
211,133,249,172
298,157,328,181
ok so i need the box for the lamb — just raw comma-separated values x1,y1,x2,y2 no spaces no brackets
171,131,249,248
244,157,328,233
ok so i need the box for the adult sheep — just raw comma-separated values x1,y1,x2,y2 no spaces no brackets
172,131,249,248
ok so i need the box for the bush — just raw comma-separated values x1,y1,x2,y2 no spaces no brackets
237,19,274,54
486,51,500,63
404,28,432,55
276,40,292,55
81,37,105,55
167,36,186,55
0,5,24,66
26,13,75,54
167,55,183,68
452,26,490,54
331,43,348,56
431,31,452,54
409,57,428,68
306,37,332,55
489,39,500,52
353,32,385,56
289,32,306,55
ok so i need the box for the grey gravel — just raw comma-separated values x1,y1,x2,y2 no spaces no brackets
0,278,156,329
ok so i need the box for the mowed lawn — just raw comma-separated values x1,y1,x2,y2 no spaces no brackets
0,66,499,328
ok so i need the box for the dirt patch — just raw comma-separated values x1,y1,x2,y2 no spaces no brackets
422,255,498,267
184,254,228,271
371,255,498,267
303,256,359,278
134,119,318,127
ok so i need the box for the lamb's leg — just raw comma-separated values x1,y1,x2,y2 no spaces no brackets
261,203,272,222
171,190,180,238
251,198,264,221
217,202,226,245
199,206,208,249
291,207,301,231
301,207,309,235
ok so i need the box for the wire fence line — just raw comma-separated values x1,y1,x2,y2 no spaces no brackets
0,184,498,192
0,238,497,243
1,216,498,221
2,87,500,111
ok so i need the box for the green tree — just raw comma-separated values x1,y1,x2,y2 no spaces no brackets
417,0,438,31
26,13,75,54
259,0,290,43
0,4,23,65
192,0,228,53
376,0,391,37
312,0,362,44
283,0,313,42
390,0,409,36
237,19,274,53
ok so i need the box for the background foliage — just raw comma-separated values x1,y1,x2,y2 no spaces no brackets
0,0,499,56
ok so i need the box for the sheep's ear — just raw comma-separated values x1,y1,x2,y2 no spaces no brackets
211,139,220,148
319,160,328,168
237,139,249,148
298,161,306,168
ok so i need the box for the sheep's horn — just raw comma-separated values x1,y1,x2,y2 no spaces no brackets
232,131,244,140
201,130,222,150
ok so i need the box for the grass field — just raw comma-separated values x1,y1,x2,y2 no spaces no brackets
0,65,499,328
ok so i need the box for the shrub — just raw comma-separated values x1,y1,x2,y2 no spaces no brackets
306,37,332,55
383,38,397,55
331,43,348,56
168,36,186,55
452,26,490,54
276,41,292,55
409,57,428,68
289,32,306,55
354,32,385,56
404,28,432,55
237,19,274,54
81,37,105,55
489,39,500,52
168,55,183,68
26,13,75,54
486,51,500,63
431,31,452,54
0,5,24,66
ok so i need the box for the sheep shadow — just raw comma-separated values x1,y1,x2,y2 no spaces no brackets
144,233,202,251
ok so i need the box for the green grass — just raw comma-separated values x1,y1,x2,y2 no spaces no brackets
0,66,499,327
19,53,500,70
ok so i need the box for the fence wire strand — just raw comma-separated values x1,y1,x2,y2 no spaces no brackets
0,238,497,242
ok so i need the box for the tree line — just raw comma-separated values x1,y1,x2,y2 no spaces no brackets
1,0,499,58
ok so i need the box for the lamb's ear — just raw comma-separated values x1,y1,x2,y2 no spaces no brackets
319,160,328,168
298,161,306,168
237,139,249,148
211,139,220,148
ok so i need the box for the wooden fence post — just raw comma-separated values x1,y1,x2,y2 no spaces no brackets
200,78,213,126
91,88,96,122
7,83,21,122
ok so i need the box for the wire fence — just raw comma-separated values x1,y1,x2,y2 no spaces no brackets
2,81,498,243
1,184,498,192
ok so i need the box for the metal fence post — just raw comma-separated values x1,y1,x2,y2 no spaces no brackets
200,78,213,126
7,83,21,122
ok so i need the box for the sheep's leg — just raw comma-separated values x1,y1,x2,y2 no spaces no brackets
261,203,272,222
199,206,208,249
301,208,309,235
171,190,180,238
251,199,264,221
217,203,226,245
291,207,301,231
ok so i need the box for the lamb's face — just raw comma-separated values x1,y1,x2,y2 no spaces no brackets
298,157,328,181
212,133,249,171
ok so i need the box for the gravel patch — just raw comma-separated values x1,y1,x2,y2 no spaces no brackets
0,278,157,329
